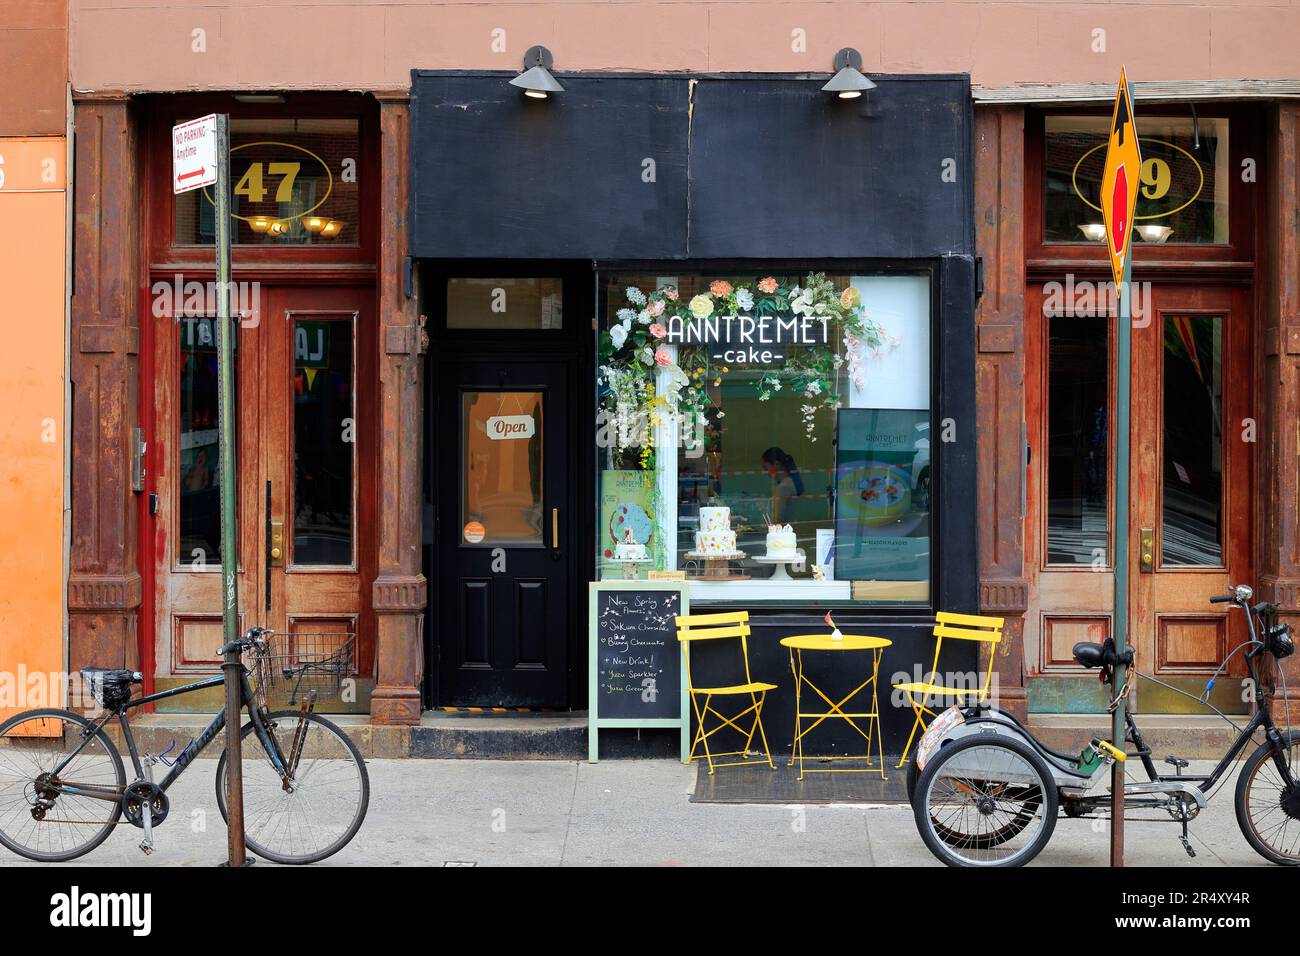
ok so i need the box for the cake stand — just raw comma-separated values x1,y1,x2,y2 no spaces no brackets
752,549,806,581
683,549,749,580
610,557,653,580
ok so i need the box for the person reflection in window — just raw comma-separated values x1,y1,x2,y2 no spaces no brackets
762,447,803,525
184,447,213,491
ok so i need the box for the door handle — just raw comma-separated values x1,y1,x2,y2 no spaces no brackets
551,507,560,559
1139,527,1154,573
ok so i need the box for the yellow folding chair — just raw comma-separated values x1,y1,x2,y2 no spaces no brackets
893,611,1004,768
676,611,777,774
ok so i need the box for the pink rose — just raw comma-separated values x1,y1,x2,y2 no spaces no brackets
649,323,668,339
662,287,679,301
758,276,778,294
647,299,665,317
654,347,672,367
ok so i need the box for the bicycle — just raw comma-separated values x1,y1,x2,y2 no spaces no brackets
910,585,1299,867
0,627,369,864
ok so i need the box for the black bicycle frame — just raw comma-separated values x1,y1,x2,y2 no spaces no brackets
1125,600,1295,794
50,667,290,807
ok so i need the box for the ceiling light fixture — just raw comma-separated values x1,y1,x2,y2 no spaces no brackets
1136,224,1173,243
822,48,876,99
1078,223,1108,242
509,45,564,99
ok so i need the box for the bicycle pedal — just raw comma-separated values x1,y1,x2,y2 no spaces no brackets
1165,755,1190,774
138,840,155,856
1179,834,1196,858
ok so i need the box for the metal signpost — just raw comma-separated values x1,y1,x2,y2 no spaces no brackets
173,112,246,866
1100,69,1141,868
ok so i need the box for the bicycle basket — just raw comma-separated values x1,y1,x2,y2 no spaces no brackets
80,668,137,709
246,631,357,708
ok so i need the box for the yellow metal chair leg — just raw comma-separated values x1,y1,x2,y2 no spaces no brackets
895,693,927,769
752,691,775,769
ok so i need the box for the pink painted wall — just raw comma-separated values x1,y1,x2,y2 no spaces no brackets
71,0,1300,93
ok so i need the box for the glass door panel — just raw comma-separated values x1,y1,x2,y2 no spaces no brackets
460,391,544,547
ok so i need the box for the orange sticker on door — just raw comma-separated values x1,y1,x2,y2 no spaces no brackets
463,521,485,544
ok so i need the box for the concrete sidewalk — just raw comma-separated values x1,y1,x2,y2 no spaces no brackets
2,758,1272,867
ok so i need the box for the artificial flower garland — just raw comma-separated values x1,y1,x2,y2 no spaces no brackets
597,272,896,454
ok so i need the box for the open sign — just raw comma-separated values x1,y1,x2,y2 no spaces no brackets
486,415,536,440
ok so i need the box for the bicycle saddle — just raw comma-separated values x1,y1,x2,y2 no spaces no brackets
1072,642,1106,669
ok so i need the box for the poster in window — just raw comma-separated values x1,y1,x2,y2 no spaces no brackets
834,408,930,585
847,275,930,410
598,470,656,575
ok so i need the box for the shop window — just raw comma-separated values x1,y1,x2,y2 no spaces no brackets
292,315,355,566
178,316,233,566
446,277,563,329
1045,314,1109,565
595,270,932,605
174,118,360,246
1043,115,1228,245
1161,315,1224,567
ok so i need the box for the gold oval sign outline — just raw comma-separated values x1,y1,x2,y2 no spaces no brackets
200,141,334,224
1070,137,1205,221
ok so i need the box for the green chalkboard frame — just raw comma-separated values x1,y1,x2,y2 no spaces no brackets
588,581,690,763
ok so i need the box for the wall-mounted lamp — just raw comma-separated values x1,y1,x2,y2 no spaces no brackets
509,45,565,99
1136,224,1173,243
822,48,876,99
1078,223,1107,242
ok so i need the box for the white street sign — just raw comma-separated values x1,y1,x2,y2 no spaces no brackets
172,114,218,194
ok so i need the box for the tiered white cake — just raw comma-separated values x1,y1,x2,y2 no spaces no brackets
765,523,798,557
615,528,647,561
695,506,738,554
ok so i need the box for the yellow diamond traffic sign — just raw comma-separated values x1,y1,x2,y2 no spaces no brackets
1101,68,1142,290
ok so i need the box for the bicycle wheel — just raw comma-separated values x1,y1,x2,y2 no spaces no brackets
0,708,126,862
913,734,1057,867
1235,729,1300,865
215,710,368,864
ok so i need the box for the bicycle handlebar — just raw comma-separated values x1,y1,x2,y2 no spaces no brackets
216,626,272,657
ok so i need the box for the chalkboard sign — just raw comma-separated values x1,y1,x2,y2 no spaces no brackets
588,581,689,762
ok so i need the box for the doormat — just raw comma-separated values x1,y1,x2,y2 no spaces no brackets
691,758,910,805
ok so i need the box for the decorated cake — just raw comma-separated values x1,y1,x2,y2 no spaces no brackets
765,523,798,557
694,506,738,554
614,530,648,562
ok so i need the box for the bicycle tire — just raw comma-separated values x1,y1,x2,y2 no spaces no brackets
913,734,1058,867
0,708,126,862
1235,729,1300,866
215,710,369,864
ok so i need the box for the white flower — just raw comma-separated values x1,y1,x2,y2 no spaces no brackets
639,347,654,365
772,380,782,391
617,308,636,324
735,288,754,311
805,380,822,396
626,287,647,306
637,309,651,325
609,324,628,349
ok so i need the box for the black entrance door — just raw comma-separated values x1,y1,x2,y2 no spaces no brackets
434,358,572,706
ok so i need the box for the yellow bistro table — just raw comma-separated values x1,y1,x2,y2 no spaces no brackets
779,634,892,780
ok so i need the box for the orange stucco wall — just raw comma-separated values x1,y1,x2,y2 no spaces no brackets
70,0,1300,93
0,139,67,719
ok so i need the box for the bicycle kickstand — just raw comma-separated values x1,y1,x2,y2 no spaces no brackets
1177,809,1195,859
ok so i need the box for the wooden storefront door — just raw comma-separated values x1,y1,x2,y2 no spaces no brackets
149,282,375,711
1025,283,1252,714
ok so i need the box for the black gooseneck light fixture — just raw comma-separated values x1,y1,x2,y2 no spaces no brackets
822,47,876,99
509,45,565,99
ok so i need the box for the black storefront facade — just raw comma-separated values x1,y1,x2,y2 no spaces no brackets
410,69,979,757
